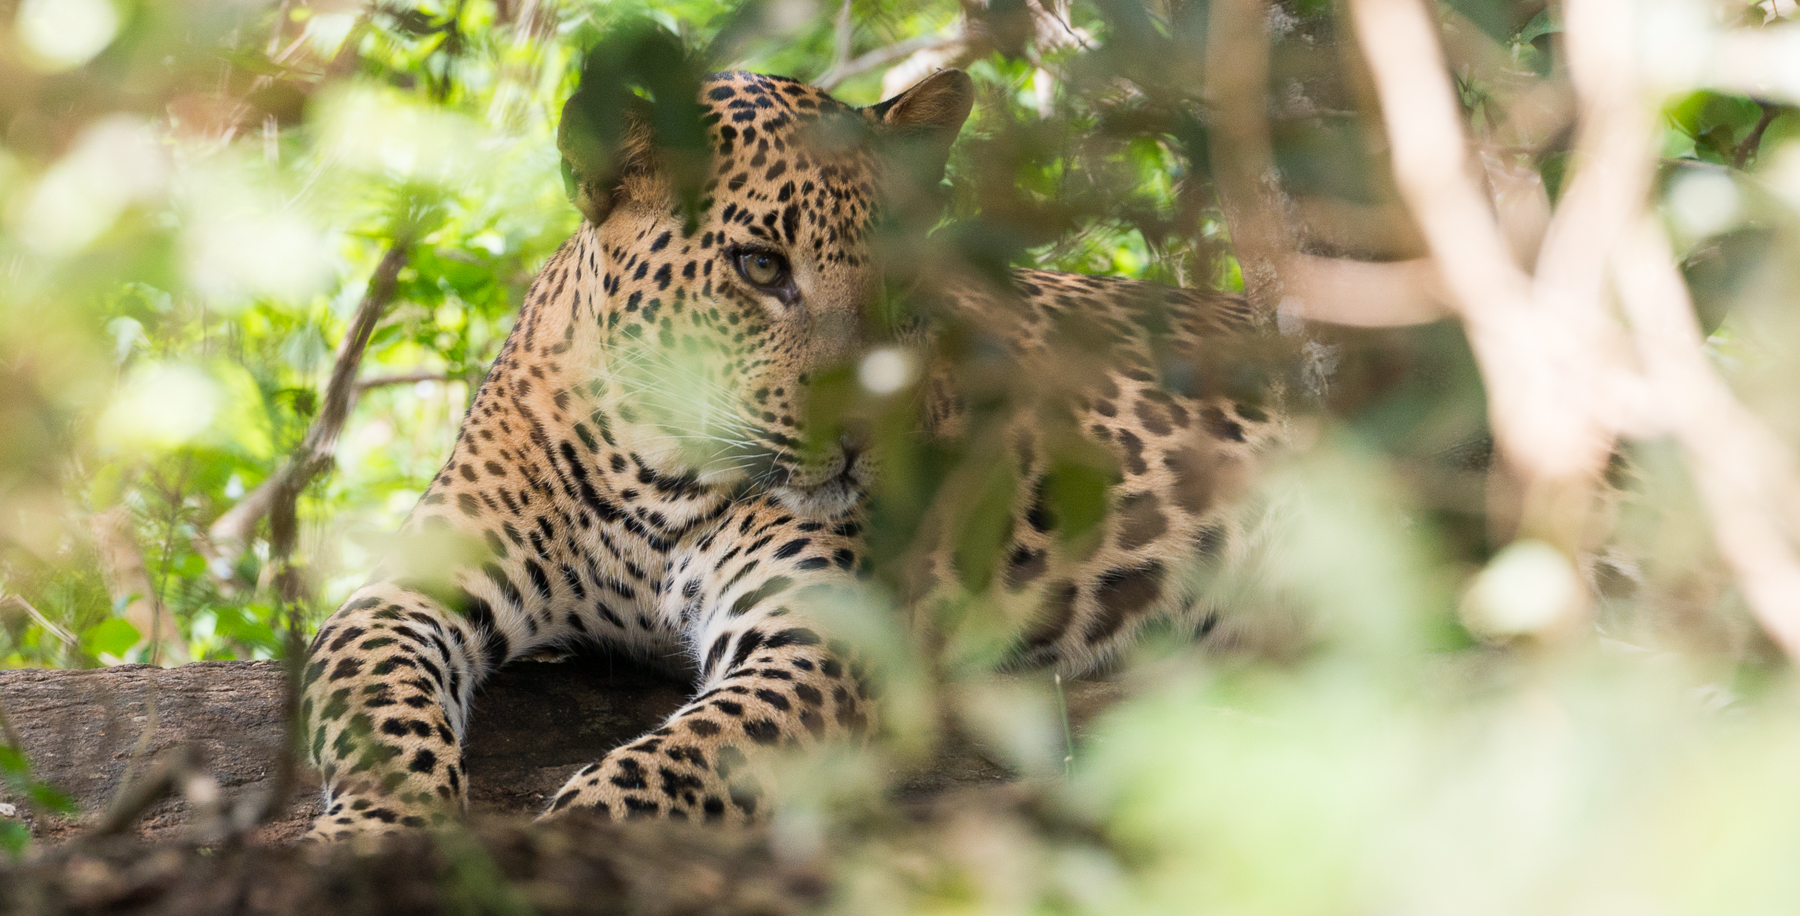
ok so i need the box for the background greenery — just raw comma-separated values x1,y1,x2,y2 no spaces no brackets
5,0,1800,908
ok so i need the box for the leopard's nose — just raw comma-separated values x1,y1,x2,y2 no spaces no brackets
838,423,871,461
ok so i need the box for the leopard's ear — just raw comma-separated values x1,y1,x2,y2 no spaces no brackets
869,69,974,181
557,24,707,225
557,92,655,226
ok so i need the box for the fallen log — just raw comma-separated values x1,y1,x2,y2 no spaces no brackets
0,656,1123,845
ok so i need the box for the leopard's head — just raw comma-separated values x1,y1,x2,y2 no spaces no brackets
560,67,972,505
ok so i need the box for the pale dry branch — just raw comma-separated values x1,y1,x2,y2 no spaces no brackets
1704,24,1800,103
356,371,454,392
1207,0,1454,329
0,593,76,658
1204,0,1285,320
1348,0,1616,501
1349,0,1800,656
1281,255,1452,328
1613,219,1800,657
1575,0,1800,654
819,31,964,91
871,0,1089,98
823,0,854,83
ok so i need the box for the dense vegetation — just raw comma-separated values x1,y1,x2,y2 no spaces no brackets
6,0,1800,909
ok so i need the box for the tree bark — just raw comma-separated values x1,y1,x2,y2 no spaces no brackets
0,657,1123,845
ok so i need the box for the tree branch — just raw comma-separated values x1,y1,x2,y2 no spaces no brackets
0,594,75,662
1732,101,1779,169
1613,217,1800,657
1204,0,1286,321
1348,0,1622,492
816,30,963,90
1347,0,1800,656
207,243,410,570
1206,0,1454,329
356,371,453,392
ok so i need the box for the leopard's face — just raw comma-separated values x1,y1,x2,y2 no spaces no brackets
577,70,971,504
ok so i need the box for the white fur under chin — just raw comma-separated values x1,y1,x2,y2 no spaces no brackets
772,476,864,516
771,452,872,516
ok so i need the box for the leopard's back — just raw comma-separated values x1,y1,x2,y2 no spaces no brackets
912,267,1294,673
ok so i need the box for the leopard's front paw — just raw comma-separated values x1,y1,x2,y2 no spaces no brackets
305,792,451,842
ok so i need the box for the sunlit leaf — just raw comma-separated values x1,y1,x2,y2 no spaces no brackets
79,618,141,659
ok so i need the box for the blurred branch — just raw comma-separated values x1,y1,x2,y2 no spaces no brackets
1206,0,1453,328
0,594,76,659
1706,25,1800,104
1614,218,1800,657
817,30,962,90
1732,101,1780,169
208,243,411,570
1282,255,1452,328
1348,0,1619,511
1574,0,1800,654
872,0,1088,98
1349,0,1800,655
1204,0,1284,319
356,371,453,392
90,507,189,665
824,0,854,82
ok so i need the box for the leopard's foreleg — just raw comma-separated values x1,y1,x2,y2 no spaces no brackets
540,504,874,824
300,581,508,840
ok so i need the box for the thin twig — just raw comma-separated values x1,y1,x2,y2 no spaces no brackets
270,242,411,607
356,371,454,392
816,31,962,90
147,459,193,667
91,504,189,665
826,0,854,81
232,241,407,837
0,594,77,659
89,743,201,838
1732,101,1779,169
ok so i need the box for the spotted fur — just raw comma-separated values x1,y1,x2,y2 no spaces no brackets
300,68,1281,839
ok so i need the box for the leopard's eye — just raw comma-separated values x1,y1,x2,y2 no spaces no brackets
733,249,790,291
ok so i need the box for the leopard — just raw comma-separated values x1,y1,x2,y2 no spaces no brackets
299,65,1286,840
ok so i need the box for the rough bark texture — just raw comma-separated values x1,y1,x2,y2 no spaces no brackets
0,657,1121,914
0,657,1121,844
0,815,829,916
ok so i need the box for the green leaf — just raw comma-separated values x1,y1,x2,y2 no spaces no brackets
1044,459,1111,543
953,461,1017,593
0,820,29,857
27,782,74,815
174,552,207,579
80,618,141,659
1516,7,1561,43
